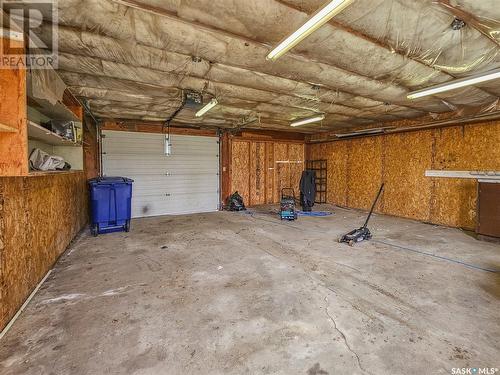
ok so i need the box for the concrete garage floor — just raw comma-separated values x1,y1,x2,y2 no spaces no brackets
1,206,499,375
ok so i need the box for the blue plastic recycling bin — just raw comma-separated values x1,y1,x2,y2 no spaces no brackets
88,177,133,236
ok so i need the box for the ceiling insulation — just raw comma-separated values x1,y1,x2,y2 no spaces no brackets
42,0,499,132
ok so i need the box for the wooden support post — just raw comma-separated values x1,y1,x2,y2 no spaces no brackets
0,36,28,176
83,115,100,179
220,131,232,208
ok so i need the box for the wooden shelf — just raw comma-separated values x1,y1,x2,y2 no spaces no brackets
0,122,18,133
28,121,81,147
28,97,80,123
28,170,83,176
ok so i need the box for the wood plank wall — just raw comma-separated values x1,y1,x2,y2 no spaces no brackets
230,139,305,206
0,172,88,331
307,121,500,229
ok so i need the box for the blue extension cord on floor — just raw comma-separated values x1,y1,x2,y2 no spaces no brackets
297,211,333,217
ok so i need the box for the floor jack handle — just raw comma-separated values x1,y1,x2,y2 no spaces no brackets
363,183,385,228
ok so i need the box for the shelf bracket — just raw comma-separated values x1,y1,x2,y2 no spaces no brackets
0,122,18,133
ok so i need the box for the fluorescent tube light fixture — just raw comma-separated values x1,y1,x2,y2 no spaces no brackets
291,114,325,127
195,98,218,117
335,126,394,138
266,0,354,61
407,68,500,99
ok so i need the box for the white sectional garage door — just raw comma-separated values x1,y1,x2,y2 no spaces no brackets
102,130,219,218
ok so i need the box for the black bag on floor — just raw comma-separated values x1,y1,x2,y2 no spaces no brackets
227,191,246,211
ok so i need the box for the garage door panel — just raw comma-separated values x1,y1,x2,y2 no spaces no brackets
130,176,219,195
103,133,164,155
104,155,218,168
132,194,218,217
133,186,218,197
128,174,219,187
104,169,219,177
104,148,219,157
103,159,218,174
102,131,219,217
103,133,218,156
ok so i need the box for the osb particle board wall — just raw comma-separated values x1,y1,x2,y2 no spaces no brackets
231,140,305,206
0,172,88,331
307,121,500,229
83,116,100,180
0,38,28,176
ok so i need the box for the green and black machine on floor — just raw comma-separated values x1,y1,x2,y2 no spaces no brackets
280,188,298,221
